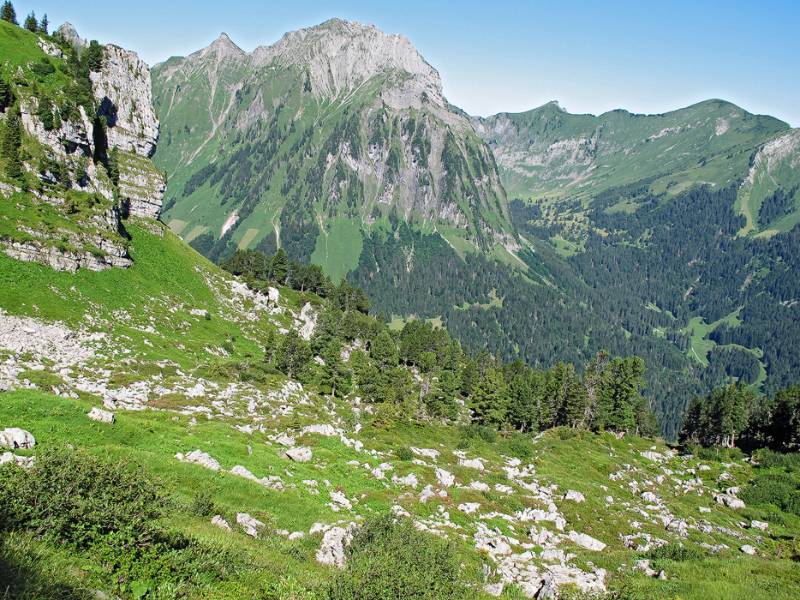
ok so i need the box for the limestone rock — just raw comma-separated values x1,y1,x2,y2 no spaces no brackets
564,490,585,503
236,512,265,537
87,407,115,423
0,428,36,450
316,524,358,568
176,449,222,471
0,452,36,468
211,515,231,531
90,45,160,158
740,544,757,555
568,531,606,551
436,467,455,487
285,446,313,462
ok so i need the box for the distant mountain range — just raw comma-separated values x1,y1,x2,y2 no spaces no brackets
151,20,800,437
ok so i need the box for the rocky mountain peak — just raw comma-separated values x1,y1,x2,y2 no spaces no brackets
191,31,246,63
251,18,445,107
55,21,86,49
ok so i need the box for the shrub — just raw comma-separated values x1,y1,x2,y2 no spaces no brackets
505,432,534,460
190,489,220,517
646,543,704,562
459,423,497,444
740,473,800,516
0,447,162,549
395,447,414,461
0,448,241,595
326,515,471,600
753,448,800,471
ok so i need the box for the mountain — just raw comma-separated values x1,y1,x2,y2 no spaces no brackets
2,14,800,600
475,100,800,436
152,19,514,279
150,21,800,438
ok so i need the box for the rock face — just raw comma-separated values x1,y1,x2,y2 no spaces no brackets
3,23,166,275
91,45,165,219
91,45,160,158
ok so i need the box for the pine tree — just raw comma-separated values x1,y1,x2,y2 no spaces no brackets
23,10,35,31
0,1,17,24
0,77,12,112
262,329,277,365
771,386,800,451
1,106,22,181
470,367,509,427
370,330,398,369
270,248,289,284
38,13,47,34
320,339,351,398
274,330,311,379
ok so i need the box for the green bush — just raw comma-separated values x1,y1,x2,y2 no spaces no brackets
190,489,220,517
0,447,162,548
753,448,800,471
505,432,534,460
740,473,800,516
0,448,241,596
646,543,704,562
459,423,497,444
325,515,471,600
395,447,414,461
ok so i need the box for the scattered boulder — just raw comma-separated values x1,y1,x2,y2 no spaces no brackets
740,544,757,556
436,467,455,487
458,502,481,514
750,520,768,531
564,490,585,503
0,428,36,449
316,524,357,568
175,449,221,471
211,515,231,531
285,446,313,462
236,512,265,538
568,531,606,551
0,452,35,468
392,473,419,488
87,407,115,423
459,457,485,471
715,493,745,510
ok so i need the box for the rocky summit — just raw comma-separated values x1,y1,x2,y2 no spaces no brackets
1,5,799,600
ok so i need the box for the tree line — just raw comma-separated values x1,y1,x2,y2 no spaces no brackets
681,383,799,452
223,248,658,436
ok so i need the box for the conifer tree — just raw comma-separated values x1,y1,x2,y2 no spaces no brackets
321,339,351,398
1,106,22,181
23,10,35,31
274,330,311,379
0,1,17,25
470,367,509,427
269,248,289,284
370,330,398,369
38,13,47,34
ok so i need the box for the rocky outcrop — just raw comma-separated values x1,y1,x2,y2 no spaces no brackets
91,45,160,158
55,22,87,49
3,239,131,272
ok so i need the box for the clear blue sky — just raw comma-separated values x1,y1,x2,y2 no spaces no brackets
13,0,800,125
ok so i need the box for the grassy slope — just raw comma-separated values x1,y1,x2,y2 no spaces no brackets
1,224,798,597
